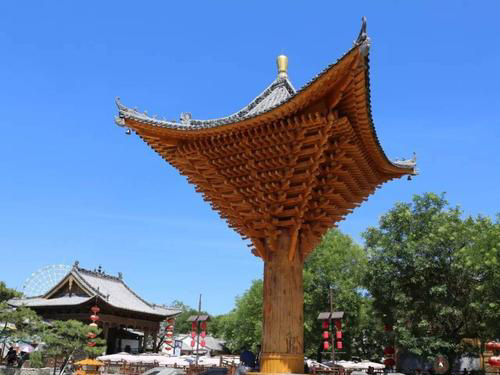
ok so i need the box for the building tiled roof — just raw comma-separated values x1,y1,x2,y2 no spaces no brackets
115,75,296,130
8,264,181,318
8,296,90,307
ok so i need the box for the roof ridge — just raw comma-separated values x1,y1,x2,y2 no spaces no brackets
76,266,122,282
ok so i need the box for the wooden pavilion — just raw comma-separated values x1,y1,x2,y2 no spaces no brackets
8,262,180,354
114,18,417,374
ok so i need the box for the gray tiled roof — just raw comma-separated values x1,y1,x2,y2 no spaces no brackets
115,75,295,130
8,296,90,307
8,265,181,318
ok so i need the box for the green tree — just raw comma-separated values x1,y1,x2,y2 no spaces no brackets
0,281,43,358
216,280,263,353
303,229,373,360
0,281,20,303
363,192,500,368
41,319,105,373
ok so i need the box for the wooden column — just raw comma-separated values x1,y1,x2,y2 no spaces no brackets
261,231,304,374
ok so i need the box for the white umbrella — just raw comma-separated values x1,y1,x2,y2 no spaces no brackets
18,343,35,353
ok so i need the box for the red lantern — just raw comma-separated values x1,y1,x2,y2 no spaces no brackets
165,340,173,344
384,347,395,355
192,322,197,330
167,318,174,324
201,340,206,347
87,342,97,347
384,358,395,367
336,331,342,339
322,331,329,339
336,341,343,350
91,306,100,314
323,341,329,350
191,331,196,338
488,356,500,367
90,314,99,322
167,325,174,330
86,332,97,339
384,324,393,332
201,331,206,338
486,342,500,351
322,321,329,329
335,320,342,330
201,322,207,330
191,340,195,347
166,332,173,337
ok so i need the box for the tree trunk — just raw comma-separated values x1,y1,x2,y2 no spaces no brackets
261,232,304,374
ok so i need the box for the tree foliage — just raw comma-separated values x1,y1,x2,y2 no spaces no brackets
303,229,374,359
214,280,263,353
363,192,500,364
0,281,20,303
0,281,43,345
41,320,105,368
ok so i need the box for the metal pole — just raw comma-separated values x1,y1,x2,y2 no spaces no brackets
329,287,335,365
195,294,201,366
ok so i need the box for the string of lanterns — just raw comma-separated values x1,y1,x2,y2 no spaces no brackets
383,323,395,367
320,318,343,351
486,341,500,368
87,305,100,347
164,317,175,353
191,321,208,348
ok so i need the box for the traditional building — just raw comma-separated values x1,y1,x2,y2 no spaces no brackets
9,262,180,354
114,18,417,373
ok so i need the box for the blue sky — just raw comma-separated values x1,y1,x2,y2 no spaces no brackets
0,1,499,315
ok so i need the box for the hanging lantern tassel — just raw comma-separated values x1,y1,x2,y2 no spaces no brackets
87,342,97,347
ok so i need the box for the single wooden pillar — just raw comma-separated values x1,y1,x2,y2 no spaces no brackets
261,232,304,374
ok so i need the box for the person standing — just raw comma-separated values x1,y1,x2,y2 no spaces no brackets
6,347,17,366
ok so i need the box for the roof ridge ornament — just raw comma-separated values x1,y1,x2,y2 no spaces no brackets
277,54,288,79
355,16,368,44
355,16,371,58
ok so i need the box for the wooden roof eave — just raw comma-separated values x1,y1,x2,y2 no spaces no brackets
117,24,417,177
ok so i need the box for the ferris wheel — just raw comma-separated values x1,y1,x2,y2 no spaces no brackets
22,264,72,297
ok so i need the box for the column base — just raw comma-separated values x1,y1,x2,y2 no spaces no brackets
259,352,304,374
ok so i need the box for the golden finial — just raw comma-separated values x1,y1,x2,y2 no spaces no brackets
276,54,288,78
